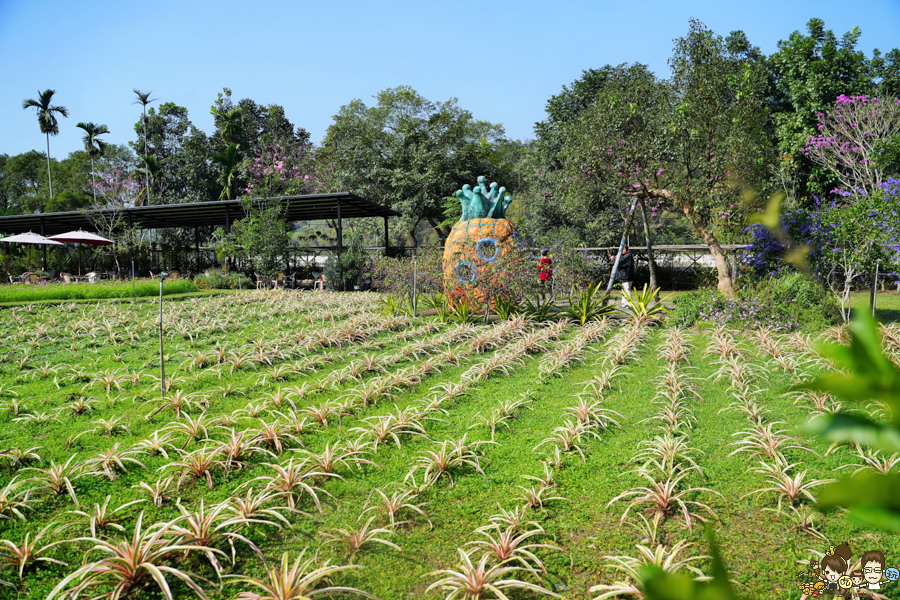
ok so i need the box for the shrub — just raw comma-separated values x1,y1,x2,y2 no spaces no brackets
370,246,444,296
193,271,252,290
324,229,369,290
670,274,839,331
668,288,717,328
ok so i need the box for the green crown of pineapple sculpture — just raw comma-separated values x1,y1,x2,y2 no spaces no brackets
443,176,518,303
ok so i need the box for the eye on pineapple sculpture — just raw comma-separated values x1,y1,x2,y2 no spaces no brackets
443,176,518,304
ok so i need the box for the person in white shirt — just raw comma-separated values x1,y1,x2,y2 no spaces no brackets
861,549,886,590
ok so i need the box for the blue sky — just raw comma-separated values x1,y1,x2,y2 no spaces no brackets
1,0,898,159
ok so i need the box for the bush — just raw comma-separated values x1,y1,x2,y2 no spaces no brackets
0,278,198,303
324,229,369,290
670,274,839,330
193,271,252,290
370,246,444,296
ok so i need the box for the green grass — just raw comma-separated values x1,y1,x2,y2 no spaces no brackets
0,278,198,303
0,292,894,599
0,288,244,308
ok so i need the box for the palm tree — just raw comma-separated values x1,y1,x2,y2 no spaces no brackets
138,155,164,205
211,143,240,200
76,122,110,203
219,107,243,144
22,90,69,200
133,89,157,201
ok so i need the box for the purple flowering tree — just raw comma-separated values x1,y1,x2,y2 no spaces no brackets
803,95,900,197
83,169,141,271
745,180,900,321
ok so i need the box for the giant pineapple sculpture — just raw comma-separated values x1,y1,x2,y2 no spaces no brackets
443,176,517,303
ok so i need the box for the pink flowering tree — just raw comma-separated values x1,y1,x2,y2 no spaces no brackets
242,140,343,242
804,95,900,197
243,141,336,197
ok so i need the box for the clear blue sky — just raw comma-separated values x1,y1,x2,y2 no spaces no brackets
1,0,898,159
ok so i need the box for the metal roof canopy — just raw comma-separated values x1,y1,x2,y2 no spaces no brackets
0,193,400,237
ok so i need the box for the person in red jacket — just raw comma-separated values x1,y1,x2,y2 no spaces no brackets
538,249,553,301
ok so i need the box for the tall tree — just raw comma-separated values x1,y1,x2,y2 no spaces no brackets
767,19,900,199
132,102,192,202
322,86,512,241
210,143,240,200
561,21,770,296
218,107,243,144
132,89,157,201
182,126,219,202
76,122,110,202
529,63,658,243
21,89,69,201
211,88,310,152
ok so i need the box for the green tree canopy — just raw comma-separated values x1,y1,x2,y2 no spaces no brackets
767,18,900,199
132,102,192,203
321,86,515,241
558,20,770,296
528,63,658,243
76,121,110,202
215,199,291,279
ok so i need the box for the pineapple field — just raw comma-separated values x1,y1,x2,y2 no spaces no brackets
0,290,895,600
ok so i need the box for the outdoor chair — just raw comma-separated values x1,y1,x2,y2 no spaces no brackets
255,273,268,290
24,273,41,284
271,272,285,289
283,273,297,289
168,270,181,279
61,273,74,283
85,272,102,284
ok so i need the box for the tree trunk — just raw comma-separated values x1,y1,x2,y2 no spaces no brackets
143,108,151,204
45,133,54,200
606,198,640,295
692,219,735,297
426,216,449,242
637,198,659,294
90,156,97,203
629,188,734,296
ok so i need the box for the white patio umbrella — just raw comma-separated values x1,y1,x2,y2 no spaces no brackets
49,230,114,276
0,231,64,271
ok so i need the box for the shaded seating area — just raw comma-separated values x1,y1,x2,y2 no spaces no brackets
0,193,400,282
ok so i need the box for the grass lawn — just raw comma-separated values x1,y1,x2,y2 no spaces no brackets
0,291,894,599
0,288,243,308
0,278,199,304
